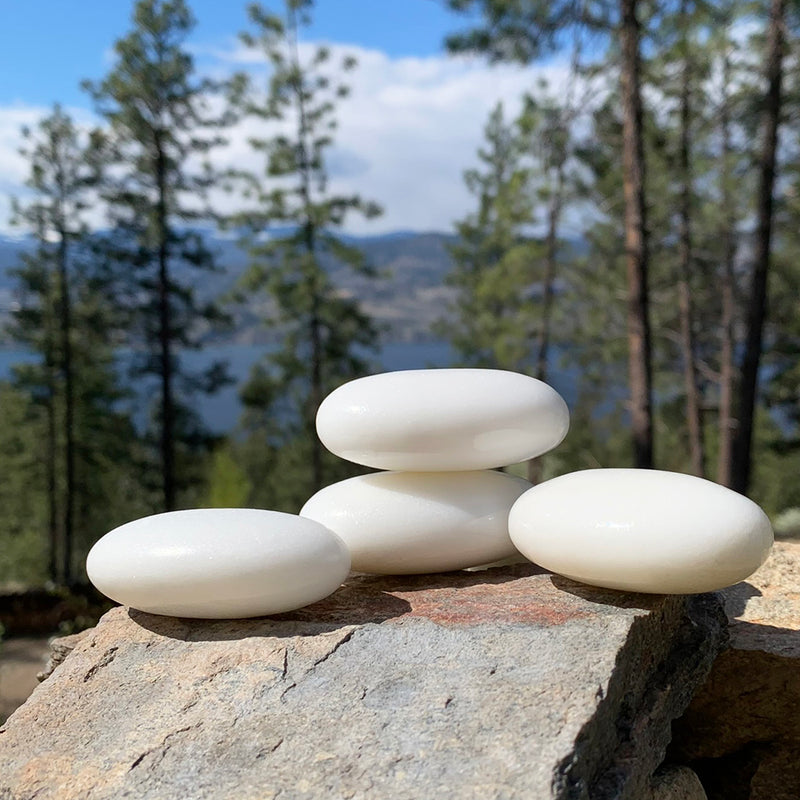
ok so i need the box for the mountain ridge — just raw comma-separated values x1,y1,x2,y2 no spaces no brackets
0,230,458,345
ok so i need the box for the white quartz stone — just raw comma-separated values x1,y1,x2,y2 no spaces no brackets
508,469,774,594
300,470,531,574
86,508,351,618
316,369,569,471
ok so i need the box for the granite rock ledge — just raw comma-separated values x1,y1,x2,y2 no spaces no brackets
0,565,725,800
670,541,800,800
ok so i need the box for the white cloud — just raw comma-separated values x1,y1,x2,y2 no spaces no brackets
0,103,100,236
0,43,581,236
210,42,578,234
0,104,52,235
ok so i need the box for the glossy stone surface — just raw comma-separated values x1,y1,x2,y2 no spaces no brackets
301,470,531,574
316,369,569,471
508,468,773,594
86,509,350,618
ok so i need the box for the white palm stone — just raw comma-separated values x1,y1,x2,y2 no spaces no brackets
86,508,351,619
300,470,531,574
508,469,774,594
316,368,569,471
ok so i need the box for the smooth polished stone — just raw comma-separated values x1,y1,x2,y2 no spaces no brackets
508,469,774,594
86,509,351,618
316,369,570,471
300,470,531,574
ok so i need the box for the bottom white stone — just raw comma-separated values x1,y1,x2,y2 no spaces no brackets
300,470,531,574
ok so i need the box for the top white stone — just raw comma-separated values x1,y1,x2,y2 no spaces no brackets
316,369,570,471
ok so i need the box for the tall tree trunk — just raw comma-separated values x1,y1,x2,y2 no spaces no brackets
290,3,324,494
155,136,175,511
717,40,738,487
306,227,324,495
676,0,705,478
730,0,786,494
534,163,564,384
57,228,76,583
43,276,59,584
528,158,565,484
619,0,654,468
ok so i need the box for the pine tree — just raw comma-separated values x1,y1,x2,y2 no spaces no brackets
730,0,789,494
4,240,60,583
229,0,381,502
709,2,752,486
7,107,150,584
447,0,655,467
9,106,100,584
564,93,632,449
617,0,654,469
0,382,50,585
517,84,581,386
83,0,231,512
444,90,579,376
443,91,582,481
646,0,716,477
442,102,537,370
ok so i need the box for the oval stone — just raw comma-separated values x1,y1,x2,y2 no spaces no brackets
316,369,570,471
86,508,351,618
508,469,774,594
300,470,531,574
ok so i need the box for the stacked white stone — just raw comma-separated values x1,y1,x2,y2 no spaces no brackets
301,369,570,575
85,367,775,619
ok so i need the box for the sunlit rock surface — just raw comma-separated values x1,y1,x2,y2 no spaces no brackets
670,541,800,800
0,565,724,800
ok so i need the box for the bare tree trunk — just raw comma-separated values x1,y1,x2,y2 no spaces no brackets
676,0,705,478
54,144,76,582
717,41,738,487
534,163,564,385
155,135,175,512
306,228,324,494
57,229,76,583
289,3,323,494
730,0,786,494
43,277,60,584
620,0,654,468
528,158,565,484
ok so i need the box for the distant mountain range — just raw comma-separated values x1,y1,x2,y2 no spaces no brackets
0,231,457,346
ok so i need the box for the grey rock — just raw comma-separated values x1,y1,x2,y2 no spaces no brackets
648,766,708,800
36,629,92,683
671,542,800,800
0,565,725,800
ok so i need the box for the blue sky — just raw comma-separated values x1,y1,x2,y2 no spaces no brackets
0,0,473,107
0,1,572,235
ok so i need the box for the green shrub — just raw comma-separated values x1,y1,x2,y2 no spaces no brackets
772,507,800,539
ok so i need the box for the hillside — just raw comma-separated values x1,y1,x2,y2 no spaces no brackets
0,231,457,346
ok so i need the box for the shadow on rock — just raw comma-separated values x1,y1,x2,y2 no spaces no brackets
721,581,762,618
127,564,551,642
127,586,413,642
549,574,671,611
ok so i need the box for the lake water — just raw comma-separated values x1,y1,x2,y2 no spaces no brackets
0,341,456,433
0,340,582,433
180,340,457,432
